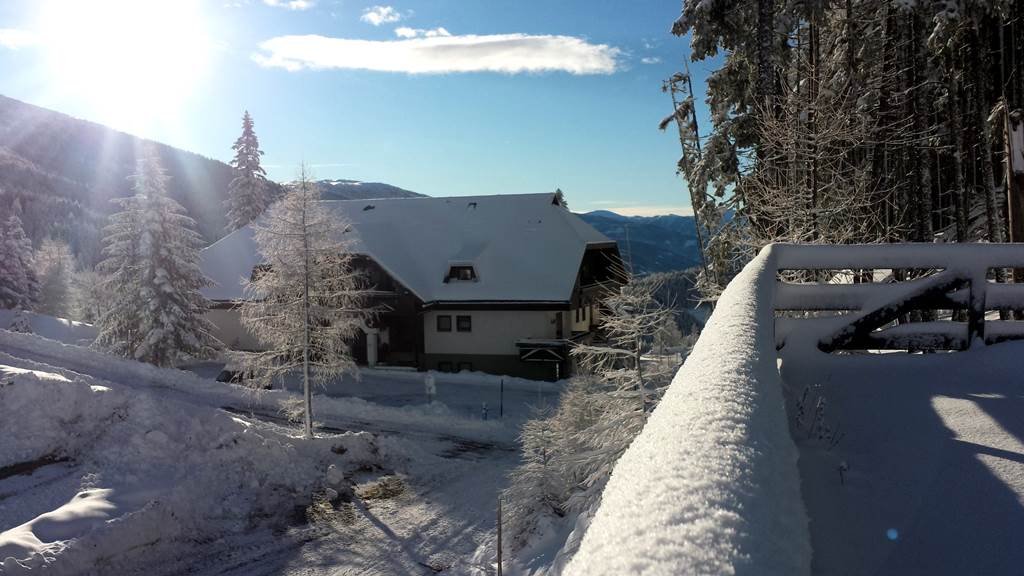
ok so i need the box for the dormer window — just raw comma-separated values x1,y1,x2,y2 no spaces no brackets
444,265,477,283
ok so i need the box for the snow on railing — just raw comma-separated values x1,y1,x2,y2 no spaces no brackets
773,243,1024,351
566,245,810,576
567,242,1024,575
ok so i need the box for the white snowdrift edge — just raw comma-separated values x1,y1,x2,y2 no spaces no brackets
566,245,810,576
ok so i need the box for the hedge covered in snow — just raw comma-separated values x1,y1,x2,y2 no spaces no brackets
565,246,810,576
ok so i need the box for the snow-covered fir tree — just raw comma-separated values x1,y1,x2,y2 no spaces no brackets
96,153,219,366
236,166,370,438
34,237,75,318
504,277,681,562
225,111,272,231
0,214,38,310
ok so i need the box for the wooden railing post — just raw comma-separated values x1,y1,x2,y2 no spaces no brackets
967,274,986,347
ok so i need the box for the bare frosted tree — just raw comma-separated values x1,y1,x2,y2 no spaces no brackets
504,276,682,562
571,278,677,414
236,165,369,438
34,237,75,318
73,269,108,324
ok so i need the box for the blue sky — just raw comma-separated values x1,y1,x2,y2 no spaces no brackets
0,0,715,216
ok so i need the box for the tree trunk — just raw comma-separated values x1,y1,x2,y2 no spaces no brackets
302,180,313,439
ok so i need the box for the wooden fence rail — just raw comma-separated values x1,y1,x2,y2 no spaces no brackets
771,244,1024,352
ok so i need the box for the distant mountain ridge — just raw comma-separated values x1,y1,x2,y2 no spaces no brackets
578,210,702,275
312,179,423,201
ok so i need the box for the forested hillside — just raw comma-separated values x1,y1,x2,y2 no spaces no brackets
666,0,1024,297
0,95,254,264
579,210,702,274
312,179,423,200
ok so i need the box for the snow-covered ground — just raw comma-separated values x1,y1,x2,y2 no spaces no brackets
0,329,558,574
781,341,1024,575
0,311,95,346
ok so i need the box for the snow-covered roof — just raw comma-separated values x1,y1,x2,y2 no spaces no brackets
200,193,615,303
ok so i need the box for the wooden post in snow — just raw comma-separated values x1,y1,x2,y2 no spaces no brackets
496,497,503,576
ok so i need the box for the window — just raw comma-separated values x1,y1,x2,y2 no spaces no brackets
437,315,452,332
456,315,472,332
458,362,473,372
438,361,453,372
445,265,477,283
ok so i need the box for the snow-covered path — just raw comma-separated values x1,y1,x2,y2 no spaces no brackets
0,331,531,574
781,342,1024,575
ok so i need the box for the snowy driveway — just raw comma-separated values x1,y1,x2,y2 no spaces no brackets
781,341,1024,575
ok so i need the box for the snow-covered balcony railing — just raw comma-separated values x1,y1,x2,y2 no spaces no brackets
773,243,1024,352
566,243,1024,576
567,245,809,576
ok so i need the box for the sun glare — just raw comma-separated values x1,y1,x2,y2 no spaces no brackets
36,0,212,135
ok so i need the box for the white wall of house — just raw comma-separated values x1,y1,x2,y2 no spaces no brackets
424,309,560,356
571,304,593,333
206,307,263,351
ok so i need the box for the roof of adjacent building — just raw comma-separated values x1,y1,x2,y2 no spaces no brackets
200,192,616,304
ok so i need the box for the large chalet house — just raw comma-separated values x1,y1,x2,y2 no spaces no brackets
199,192,625,380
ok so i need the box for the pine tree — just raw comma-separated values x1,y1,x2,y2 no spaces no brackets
554,188,569,209
34,237,75,318
225,111,271,231
95,184,145,356
96,153,219,366
0,215,38,310
236,165,369,438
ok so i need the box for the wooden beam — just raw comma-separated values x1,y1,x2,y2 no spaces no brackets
819,272,969,352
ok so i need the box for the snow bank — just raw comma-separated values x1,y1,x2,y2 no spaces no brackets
0,367,381,574
0,311,95,346
565,246,810,576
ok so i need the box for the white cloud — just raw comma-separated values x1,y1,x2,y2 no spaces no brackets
394,26,450,39
0,28,40,50
264,0,315,10
361,5,402,25
641,56,661,64
253,33,621,74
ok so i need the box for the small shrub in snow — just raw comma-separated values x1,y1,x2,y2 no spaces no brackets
7,310,32,333
794,383,844,449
